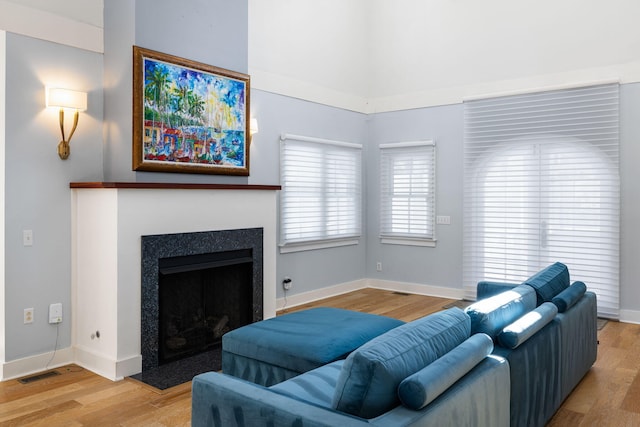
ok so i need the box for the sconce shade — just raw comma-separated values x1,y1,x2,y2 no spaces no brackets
47,88,87,111
250,118,259,135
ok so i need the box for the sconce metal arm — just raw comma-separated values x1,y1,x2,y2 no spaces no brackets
57,109,79,160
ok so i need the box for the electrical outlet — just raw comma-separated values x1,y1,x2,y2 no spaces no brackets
49,303,62,324
283,277,292,290
376,262,382,272
24,308,34,324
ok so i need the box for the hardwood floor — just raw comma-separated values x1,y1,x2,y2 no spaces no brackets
0,288,638,426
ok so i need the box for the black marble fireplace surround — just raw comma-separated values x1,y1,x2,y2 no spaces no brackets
139,228,264,385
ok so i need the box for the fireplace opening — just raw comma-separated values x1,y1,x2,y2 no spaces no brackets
158,248,253,365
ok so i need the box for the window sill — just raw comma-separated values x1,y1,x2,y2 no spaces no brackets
279,238,360,254
380,237,437,247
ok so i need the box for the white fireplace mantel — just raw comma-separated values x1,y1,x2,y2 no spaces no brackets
70,182,279,380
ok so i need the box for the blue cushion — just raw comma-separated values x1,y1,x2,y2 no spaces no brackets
398,333,493,410
552,281,587,313
477,281,520,299
497,302,558,349
465,285,537,339
523,262,570,305
331,307,470,419
270,360,344,408
222,307,404,376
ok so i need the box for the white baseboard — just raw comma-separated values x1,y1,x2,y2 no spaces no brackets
366,278,465,300
74,345,141,381
0,347,74,381
619,309,640,325
276,278,465,311
276,279,368,311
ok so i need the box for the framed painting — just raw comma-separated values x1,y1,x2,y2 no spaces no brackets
133,46,251,175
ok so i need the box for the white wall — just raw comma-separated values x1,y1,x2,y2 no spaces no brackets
249,0,370,112
250,0,640,112
0,0,103,52
72,188,278,380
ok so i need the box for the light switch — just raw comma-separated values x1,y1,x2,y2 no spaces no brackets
23,230,33,246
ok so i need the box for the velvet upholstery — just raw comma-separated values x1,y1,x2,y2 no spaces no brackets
398,333,494,410
465,285,537,339
191,355,511,427
332,307,470,419
497,302,558,349
270,360,344,408
554,291,598,400
523,262,570,305
494,320,562,427
477,281,520,299
222,307,404,386
472,265,596,427
552,281,587,313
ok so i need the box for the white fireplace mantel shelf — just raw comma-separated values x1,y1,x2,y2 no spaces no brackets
70,183,279,381
70,181,281,191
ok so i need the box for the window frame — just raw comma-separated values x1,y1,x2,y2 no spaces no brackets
279,133,362,253
379,140,437,247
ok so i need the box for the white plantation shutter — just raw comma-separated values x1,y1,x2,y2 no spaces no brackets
463,84,620,318
379,141,436,245
280,134,362,251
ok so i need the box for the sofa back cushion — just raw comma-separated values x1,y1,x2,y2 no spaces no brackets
465,285,537,339
331,307,470,419
524,262,570,305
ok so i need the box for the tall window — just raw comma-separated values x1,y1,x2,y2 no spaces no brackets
380,141,436,246
280,134,362,252
463,84,620,318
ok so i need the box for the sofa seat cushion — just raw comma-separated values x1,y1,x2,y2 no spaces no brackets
222,307,404,386
497,302,558,349
332,307,471,419
465,285,537,339
398,333,494,410
524,262,570,305
552,281,587,313
270,360,344,408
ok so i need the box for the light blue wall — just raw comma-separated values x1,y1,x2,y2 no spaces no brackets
251,90,369,297
619,83,640,315
103,0,250,183
5,1,640,368
365,104,464,289
5,33,103,360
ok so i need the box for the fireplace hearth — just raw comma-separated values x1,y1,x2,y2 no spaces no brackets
137,228,263,387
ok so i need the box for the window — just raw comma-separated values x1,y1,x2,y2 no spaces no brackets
380,141,436,246
463,84,620,318
280,134,362,252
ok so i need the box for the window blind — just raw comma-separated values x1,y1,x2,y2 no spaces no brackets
463,84,620,318
280,134,362,251
379,141,436,245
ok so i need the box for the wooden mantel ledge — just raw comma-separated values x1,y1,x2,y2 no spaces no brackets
70,182,281,191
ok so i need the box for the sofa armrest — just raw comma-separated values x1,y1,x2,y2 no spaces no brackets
477,281,521,299
192,372,367,427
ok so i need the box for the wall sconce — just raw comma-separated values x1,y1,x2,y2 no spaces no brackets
249,118,259,136
46,87,87,160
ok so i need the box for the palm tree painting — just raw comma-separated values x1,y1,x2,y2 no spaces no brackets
133,47,250,175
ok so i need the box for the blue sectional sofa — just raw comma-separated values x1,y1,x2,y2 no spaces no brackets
191,262,597,427
469,262,598,427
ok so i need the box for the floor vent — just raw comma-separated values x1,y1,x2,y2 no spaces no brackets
18,370,60,384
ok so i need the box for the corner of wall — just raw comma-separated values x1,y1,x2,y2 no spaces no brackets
0,29,5,365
